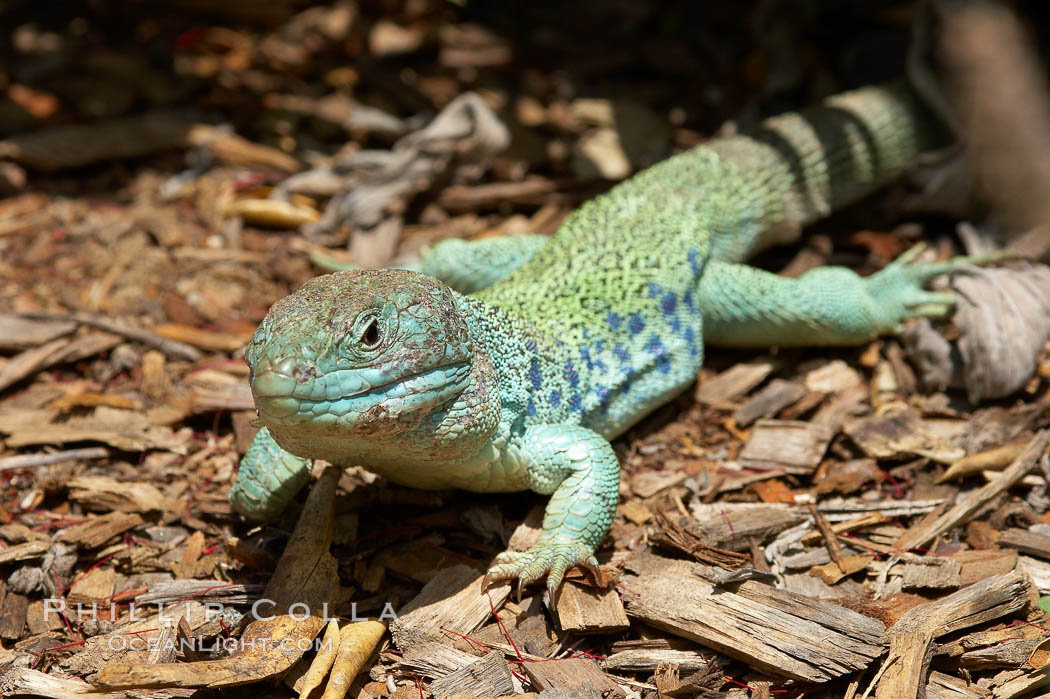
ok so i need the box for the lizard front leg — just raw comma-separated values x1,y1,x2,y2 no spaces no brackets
484,424,620,599
308,234,548,295
420,234,549,293
230,427,313,521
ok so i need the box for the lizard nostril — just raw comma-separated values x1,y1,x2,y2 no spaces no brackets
293,364,317,383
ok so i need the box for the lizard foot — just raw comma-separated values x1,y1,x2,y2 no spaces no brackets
482,544,600,602
865,243,1011,328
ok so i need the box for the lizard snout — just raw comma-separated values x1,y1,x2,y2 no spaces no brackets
249,356,318,402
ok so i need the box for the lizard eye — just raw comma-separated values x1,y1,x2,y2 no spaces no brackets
360,319,381,348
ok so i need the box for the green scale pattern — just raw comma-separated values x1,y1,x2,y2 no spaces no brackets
230,84,975,595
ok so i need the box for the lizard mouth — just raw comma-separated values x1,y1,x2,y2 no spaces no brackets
251,360,472,427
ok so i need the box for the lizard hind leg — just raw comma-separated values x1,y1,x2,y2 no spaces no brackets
482,424,618,600
699,243,1005,349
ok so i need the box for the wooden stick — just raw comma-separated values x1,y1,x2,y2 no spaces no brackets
0,446,108,472
894,430,1049,552
808,503,845,569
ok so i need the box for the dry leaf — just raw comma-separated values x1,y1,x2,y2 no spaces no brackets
905,263,1050,402
320,621,387,699
92,614,326,690
296,619,340,698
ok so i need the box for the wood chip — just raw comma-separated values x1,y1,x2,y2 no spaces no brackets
926,670,991,699
875,554,962,589
799,512,889,546
470,596,560,659
952,549,1019,587
0,446,109,472
939,624,1050,671
0,539,49,564
621,553,885,682
187,124,302,173
814,458,884,495
0,407,187,453
604,647,713,673
808,503,845,568
733,379,807,427
430,650,516,699
0,668,119,699
506,505,544,554
134,580,263,605
398,640,480,680
57,511,144,547
0,591,28,640
844,404,965,464
0,314,76,351
67,476,168,513
686,505,802,552
1017,555,1050,594
803,359,864,394
0,333,118,393
67,566,117,605
619,500,653,525
810,555,871,585
50,392,141,413
997,527,1050,560
437,177,559,211
873,571,1033,698
376,538,486,585
0,112,195,171
553,582,629,634
19,311,202,360
171,530,212,579
522,657,625,698
697,360,778,406
630,469,688,498
391,564,510,649
738,420,832,474
151,323,254,353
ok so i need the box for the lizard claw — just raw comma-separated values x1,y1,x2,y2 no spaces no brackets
891,241,929,266
480,568,528,603
484,542,595,600
582,555,602,583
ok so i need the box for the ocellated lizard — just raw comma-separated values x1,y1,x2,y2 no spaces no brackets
230,83,982,596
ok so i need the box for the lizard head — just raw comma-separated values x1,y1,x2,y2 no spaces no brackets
245,269,497,463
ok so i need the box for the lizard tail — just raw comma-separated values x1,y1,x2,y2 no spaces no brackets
707,82,947,260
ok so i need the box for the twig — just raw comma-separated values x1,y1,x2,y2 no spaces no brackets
0,447,109,472
19,312,202,361
808,503,845,569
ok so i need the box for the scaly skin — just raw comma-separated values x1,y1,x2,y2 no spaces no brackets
231,83,970,597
